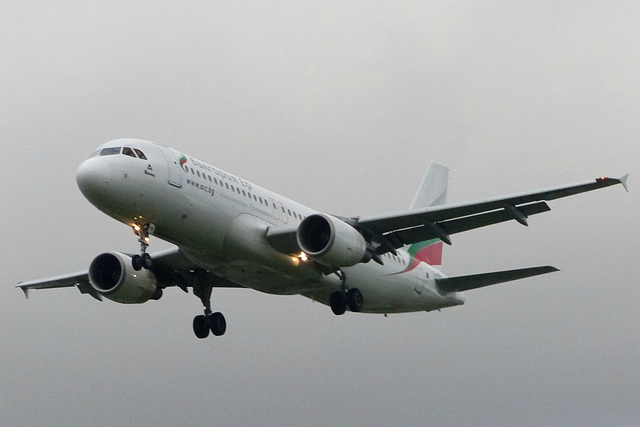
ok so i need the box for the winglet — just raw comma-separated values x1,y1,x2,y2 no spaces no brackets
20,285,29,299
619,174,630,192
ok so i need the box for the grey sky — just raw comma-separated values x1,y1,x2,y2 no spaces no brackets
1,1,638,426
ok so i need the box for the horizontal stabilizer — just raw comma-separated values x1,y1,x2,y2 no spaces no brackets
436,266,559,293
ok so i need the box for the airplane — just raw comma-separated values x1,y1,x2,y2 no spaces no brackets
17,139,629,339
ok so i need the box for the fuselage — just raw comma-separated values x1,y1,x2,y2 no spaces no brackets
75,138,464,313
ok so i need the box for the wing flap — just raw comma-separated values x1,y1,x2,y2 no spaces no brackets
383,201,550,250
436,266,559,293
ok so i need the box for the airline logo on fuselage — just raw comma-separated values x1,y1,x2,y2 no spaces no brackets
179,155,188,171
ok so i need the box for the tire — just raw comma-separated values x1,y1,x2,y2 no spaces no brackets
141,253,153,269
210,312,227,336
193,315,210,339
330,291,347,316
132,254,143,271
347,288,363,312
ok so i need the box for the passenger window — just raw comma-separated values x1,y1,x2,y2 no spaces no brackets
134,149,147,160
122,147,137,158
100,147,121,156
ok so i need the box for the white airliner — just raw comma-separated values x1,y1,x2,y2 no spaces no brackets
18,139,629,338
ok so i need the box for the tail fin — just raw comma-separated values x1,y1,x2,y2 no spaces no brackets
407,163,449,265
410,162,449,209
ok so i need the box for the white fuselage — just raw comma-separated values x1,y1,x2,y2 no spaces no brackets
76,139,464,314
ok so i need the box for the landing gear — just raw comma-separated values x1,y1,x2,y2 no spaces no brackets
192,281,226,339
347,288,364,312
329,270,363,315
132,253,152,271
132,224,153,271
193,315,209,339
192,312,226,339
330,291,347,315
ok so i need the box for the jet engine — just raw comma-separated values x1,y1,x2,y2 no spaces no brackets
297,213,369,267
89,252,161,304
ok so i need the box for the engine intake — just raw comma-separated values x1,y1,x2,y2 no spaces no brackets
89,252,160,304
297,214,368,267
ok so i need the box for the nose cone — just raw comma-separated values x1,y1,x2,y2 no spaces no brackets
76,157,111,203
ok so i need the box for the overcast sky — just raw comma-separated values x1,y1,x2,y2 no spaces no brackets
1,1,638,426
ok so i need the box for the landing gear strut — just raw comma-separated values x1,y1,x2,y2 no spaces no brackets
192,283,226,339
132,224,153,271
329,270,363,315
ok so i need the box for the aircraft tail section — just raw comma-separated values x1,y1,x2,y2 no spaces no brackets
410,162,449,209
407,162,449,265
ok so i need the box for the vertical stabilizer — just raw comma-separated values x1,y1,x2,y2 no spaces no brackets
407,163,449,265
410,162,449,209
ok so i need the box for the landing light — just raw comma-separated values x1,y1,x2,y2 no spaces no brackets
292,252,308,264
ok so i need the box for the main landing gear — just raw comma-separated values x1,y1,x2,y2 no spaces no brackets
329,270,363,315
132,223,153,271
192,283,226,339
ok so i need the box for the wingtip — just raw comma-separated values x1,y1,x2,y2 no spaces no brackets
619,174,630,192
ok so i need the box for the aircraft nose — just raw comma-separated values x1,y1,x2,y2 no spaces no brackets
76,157,111,199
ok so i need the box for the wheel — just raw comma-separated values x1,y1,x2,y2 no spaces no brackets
330,291,347,315
132,254,143,271
347,288,363,312
141,253,152,269
193,315,210,339
209,312,227,336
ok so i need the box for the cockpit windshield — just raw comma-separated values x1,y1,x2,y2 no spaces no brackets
99,146,147,159
100,147,121,156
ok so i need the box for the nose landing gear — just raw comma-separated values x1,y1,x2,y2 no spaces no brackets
131,223,154,271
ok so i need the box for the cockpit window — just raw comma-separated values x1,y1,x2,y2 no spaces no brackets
122,147,137,158
134,149,147,160
100,147,121,156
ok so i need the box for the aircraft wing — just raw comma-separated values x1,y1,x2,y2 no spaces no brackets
17,271,98,299
436,266,559,293
17,247,243,301
354,175,629,254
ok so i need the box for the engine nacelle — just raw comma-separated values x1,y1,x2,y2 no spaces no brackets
89,252,160,304
297,213,368,267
